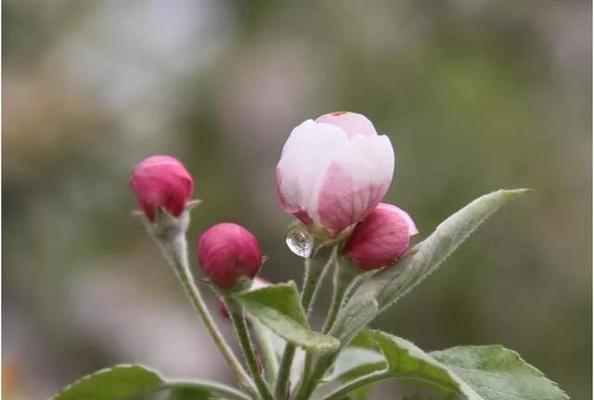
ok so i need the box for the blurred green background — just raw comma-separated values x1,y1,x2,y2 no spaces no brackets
3,1,591,399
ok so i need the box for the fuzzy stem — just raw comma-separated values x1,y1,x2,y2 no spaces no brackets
320,371,389,400
293,257,358,400
274,344,296,400
252,320,279,384
322,259,360,334
164,380,253,400
155,233,258,398
301,250,334,315
274,247,335,399
226,298,275,400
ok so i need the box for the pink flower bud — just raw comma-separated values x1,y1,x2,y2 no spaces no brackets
197,223,263,289
276,112,394,235
130,155,194,222
344,203,418,270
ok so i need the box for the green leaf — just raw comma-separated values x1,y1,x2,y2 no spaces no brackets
327,331,568,400
165,381,252,400
402,395,460,400
346,385,375,400
234,281,340,352
431,345,569,400
335,297,380,343
167,386,210,400
333,189,529,343
328,346,386,382
328,331,386,382
349,330,378,349
50,365,164,400
50,365,251,400
371,331,481,399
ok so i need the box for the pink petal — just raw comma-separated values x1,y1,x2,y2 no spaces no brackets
130,155,194,221
315,111,377,138
197,223,262,289
344,203,417,270
317,164,390,235
316,135,394,234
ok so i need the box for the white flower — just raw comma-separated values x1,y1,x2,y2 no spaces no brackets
275,112,395,235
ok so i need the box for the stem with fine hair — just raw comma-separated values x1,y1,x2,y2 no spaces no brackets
321,370,390,400
273,340,296,399
322,257,361,334
155,233,258,398
274,246,335,399
163,380,253,400
226,297,275,400
251,320,279,384
293,256,359,399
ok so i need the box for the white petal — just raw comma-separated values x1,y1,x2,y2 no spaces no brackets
315,112,378,138
276,120,348,221
334,135,395,185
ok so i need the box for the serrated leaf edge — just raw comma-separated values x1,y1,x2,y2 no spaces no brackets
431,345,570,400
370,331,483,400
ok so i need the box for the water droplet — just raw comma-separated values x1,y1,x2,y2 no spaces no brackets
285,226,313,258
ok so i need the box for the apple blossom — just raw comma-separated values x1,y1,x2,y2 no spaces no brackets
58,122,547,400
344,202,418,270
197,223,263,289
276,112,394,236
130,155,194,222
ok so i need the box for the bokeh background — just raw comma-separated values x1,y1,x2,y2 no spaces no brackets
3,1,591,399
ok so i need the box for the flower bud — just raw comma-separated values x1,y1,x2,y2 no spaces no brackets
130,155,194,222
276,112,394,236
197,223,263,289
344,203,418,270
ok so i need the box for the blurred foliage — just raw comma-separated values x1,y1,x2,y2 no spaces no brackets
2,1,590,399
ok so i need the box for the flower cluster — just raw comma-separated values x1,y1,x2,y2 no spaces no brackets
53,110,547,400
130,112,417,291
130,157,263,290
276,111,418,269
126,112,422,400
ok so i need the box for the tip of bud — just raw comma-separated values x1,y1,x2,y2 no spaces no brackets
344,203,418,270
315,111,378,138
130,155,194,222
